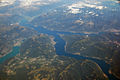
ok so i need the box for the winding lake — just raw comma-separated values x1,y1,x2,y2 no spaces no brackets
0,22,118,80
0,0,120,80
33,25,118,80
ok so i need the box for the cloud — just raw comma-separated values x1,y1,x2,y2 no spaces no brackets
0,0,60,8
0,0,15,7
18,0,60,7
67,0,107,14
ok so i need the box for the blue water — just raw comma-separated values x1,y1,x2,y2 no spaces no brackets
0,46,19,63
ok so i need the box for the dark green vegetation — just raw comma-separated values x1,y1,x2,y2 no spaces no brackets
61,33,120,79
0,35,108,80
110,49,120,79
0,24,37,58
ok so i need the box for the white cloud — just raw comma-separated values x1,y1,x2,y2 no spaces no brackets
18,0,60,7
0,0,15,7
0,0,60,8
67,0,107,14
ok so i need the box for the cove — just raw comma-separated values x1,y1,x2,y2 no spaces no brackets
0,46,19,63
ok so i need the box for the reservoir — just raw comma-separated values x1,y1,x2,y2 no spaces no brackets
0,21,118,80
0,0,120,79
